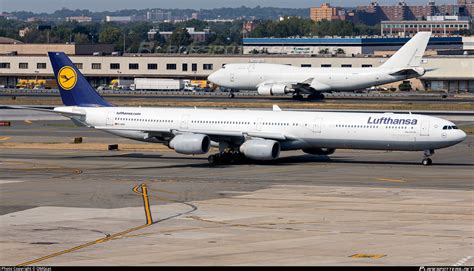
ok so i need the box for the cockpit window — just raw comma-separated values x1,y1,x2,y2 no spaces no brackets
443,125,459,130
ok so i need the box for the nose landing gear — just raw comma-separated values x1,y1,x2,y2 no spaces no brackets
422,149,434,166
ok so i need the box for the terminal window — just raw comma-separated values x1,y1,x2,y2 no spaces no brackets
37,63,47,69
0,63,10,69
92,63,101,70
74,63,83,69
148,63,157,70
192,63,197,72
203,64,213,70
182,63,188,71
129,63,139,70
19,63,28,69
167,64,177,70
110,63,120,70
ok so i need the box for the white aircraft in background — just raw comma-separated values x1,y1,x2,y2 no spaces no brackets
14,51,466,166
208,32,432,99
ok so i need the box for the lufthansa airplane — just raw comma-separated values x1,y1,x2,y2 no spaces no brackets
208,32,432,99
17,52,466,166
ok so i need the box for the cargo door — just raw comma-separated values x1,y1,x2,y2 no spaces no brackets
420,121,430,136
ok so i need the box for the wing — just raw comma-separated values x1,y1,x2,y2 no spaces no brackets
258,78,331,95
293,78,331,94
94,126,295,142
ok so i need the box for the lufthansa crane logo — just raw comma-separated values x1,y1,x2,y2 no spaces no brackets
57,66,77,90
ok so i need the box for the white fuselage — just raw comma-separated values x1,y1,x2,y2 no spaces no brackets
208,63,411,91
56,106,466,153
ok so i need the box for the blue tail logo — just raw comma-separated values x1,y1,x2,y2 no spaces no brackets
48,52,112,107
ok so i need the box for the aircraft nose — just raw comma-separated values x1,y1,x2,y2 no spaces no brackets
208,71,220,85
458,130,467,142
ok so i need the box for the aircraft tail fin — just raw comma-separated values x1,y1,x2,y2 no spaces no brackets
380,32,431,70
48,52,112,107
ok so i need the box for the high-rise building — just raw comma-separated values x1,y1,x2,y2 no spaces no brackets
310,3,342,22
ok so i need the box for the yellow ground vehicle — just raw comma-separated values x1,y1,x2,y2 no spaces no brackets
16,79,57,89
190,80,208,88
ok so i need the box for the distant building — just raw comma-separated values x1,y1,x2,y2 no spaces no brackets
0,13,18,20
191,12,200,20
310,3,344,22
243,36,463,56
18,27,32,38
353,1,472,26
159,27,213,43
381,19,471,37
242,21,259,37
146,10,171,22
66,16,92,23
105,16,132,23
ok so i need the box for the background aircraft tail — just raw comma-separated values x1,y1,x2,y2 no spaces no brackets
48,52,112,107
380,32,431,70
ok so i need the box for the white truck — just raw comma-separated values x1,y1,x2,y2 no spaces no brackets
130,78,184,91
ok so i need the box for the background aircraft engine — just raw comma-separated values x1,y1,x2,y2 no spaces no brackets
302,148,336,155
169,134,211,154
239,139,280,160
257,84,289,96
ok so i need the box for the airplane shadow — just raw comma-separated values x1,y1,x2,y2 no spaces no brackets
63,152,474,169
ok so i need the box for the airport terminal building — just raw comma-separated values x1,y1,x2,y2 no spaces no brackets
0,42,473,92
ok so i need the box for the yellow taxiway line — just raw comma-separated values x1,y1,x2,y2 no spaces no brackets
17,183,154,266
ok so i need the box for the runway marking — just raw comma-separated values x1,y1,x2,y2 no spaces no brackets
377,178,406,183
17,184,154,266
350,254,386,259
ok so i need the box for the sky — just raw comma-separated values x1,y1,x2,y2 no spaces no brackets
0,0,457,13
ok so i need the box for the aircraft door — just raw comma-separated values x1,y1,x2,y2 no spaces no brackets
180,114,189,129
313,118,322,133
256,118,262,131
420,121,430,136
106,111,115,126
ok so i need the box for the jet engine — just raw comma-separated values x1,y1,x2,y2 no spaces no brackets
239,139,280,160
302,148,336,155
257,84,290,96
169,134,211,154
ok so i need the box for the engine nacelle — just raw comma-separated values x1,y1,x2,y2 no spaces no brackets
302,148,336,155
257,84,290,96
239,139,280,160
169,134,210,155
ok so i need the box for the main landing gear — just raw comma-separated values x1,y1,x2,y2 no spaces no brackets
208,151,246,165
422,149,434,166
292,93,325,100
